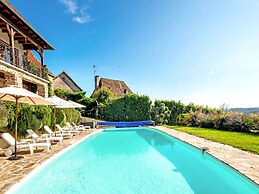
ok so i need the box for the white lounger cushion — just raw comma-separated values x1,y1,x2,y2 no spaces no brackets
1,133,51,156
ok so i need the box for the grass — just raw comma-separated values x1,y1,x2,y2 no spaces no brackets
164,125,259,155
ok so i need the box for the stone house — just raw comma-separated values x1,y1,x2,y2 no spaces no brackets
53,71,83,92
92,75,133,97
0,0,54,97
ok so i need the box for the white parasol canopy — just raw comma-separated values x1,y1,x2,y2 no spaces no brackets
46,96,84,133
68,100,86,108
47,96,75,108
0,85,54,105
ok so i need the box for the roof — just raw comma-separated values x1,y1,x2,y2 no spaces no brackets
94,77,133,97
0,0,54,50
26,51,41,67
54,71,83,92
47,70,55,78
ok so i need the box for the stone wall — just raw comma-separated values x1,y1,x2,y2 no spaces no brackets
0,60,49,97
59,73,81,92
53,76,73,92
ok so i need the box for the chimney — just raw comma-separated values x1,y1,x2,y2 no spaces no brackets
95,75,100,90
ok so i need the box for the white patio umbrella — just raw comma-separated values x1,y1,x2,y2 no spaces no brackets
68,100,86,108
46,96,76,132
47,96,86,132
47,96,75,108
0,85,54,160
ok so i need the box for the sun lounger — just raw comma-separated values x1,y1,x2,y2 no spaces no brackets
56,124,80,135
44,126,73,139
1,133,51,156
72,122,90,130
66,122,87,131
27,129,63,145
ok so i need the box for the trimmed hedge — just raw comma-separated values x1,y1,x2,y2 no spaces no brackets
99,94,152,121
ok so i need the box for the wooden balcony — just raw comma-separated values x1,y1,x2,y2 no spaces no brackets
0,39,47,80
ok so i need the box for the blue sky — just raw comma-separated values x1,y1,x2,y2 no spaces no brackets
9,0,259,108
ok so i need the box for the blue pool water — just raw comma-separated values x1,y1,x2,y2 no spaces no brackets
11,127,259,194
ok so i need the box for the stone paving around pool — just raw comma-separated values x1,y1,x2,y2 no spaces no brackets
0,129,100,193
153,126,259,186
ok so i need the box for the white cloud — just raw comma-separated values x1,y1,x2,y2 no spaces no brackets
73,8,91,24
73,15,91,24
60,0,78,14
60,1,92,24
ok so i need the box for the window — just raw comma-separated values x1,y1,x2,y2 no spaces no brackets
0,72,4,79
124,89,127,94
23,80,37,93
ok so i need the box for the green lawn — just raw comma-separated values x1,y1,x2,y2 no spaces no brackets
164,125,259,155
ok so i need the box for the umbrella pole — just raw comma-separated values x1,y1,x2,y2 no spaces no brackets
54,106,56,134
9,97,23,160
14,97,18,158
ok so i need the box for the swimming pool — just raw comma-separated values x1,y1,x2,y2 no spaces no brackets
9,127,259,194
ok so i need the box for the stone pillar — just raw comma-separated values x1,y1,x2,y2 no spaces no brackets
14,74,23,87
37,83,48,98
44,83,48,98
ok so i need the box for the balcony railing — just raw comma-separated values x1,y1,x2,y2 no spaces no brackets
0,40,47,80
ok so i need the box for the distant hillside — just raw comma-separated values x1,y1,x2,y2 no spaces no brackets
230,108,259,114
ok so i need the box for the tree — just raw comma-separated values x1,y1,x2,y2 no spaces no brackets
92,87,116,105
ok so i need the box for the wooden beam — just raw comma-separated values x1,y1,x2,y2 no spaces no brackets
0,4,53,50
18,40,26,44
23,44,38,50
6,24,16,65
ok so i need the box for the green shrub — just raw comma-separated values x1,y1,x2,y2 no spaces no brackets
56,109,65,127
79,97,95,117
29,114,42,131
243,114,259,131
92,87,116,105
72,109,81,124
34,105,53,128
0,103,9,128
176,113,191,126
176,110,257,133
156,100,186,125
151,101,171,125
199,116,215,128
56,108,81,127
